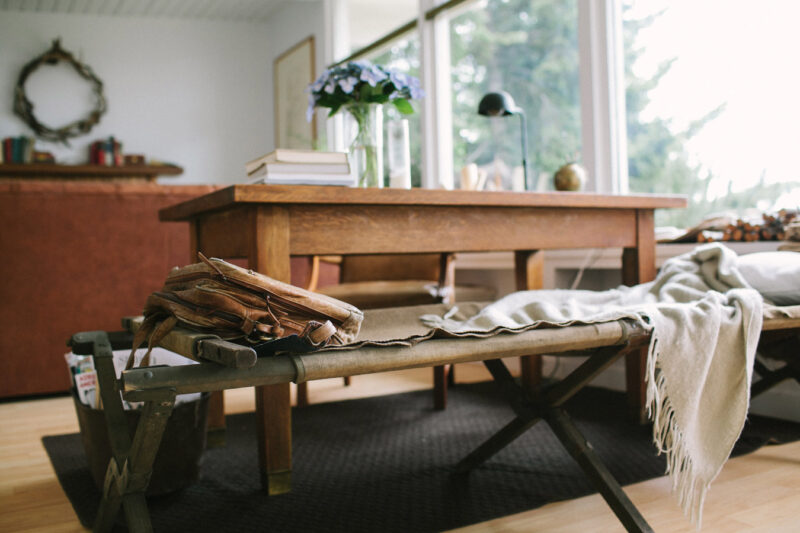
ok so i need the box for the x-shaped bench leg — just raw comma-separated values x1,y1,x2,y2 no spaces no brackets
457,342,653,533
70,331,177,533
751,355,800,398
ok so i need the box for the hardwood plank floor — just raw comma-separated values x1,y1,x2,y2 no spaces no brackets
1,364,798,532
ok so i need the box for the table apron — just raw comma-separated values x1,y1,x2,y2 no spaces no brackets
193,204,641,258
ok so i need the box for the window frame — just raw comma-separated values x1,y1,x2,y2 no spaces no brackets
327,0,627,193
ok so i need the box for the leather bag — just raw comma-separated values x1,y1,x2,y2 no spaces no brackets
128,254,364,367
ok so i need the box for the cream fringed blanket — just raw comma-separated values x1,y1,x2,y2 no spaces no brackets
420,243,764,527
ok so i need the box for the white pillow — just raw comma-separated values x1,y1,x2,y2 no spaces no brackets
736,251,800,305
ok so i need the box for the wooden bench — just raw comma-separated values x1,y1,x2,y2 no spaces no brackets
69,302,800,533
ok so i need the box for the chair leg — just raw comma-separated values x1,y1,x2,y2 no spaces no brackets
434,365,450,410
447,364,456,387
206,391,226,447
296,382,309,407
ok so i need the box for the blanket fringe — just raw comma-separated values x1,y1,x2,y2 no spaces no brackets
646,332,708,529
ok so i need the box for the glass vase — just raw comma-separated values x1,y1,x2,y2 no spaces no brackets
344,103,384,188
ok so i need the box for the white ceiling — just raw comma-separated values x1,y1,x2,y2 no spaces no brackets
0,0,314,22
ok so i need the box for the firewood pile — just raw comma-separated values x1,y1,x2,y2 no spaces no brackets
786,219,800,242
695,209,798,243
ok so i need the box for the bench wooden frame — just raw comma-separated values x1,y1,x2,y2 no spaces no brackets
70,313,658,532
69,304,800,533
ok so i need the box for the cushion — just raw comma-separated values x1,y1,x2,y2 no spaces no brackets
736,251,800,305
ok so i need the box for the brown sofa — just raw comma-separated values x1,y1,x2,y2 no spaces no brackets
0,180,346,398
0,181,221,398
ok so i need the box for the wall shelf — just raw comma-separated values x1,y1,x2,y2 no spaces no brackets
0,163,183,182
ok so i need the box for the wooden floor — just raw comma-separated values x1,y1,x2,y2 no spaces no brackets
1,364,798,532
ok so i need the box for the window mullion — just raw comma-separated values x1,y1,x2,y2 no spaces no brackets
419,0,454,190
323,0,349,152
578,0,628,194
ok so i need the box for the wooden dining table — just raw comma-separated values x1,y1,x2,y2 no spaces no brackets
159,184,686,494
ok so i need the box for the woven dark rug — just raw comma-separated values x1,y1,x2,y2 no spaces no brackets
44,381,800,533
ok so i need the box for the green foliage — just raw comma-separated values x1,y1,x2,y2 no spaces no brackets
450,0,581,189
449,0,796,225
622,2,799,226
360,0,797,217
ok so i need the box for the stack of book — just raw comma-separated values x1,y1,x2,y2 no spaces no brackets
2,136,35,163
245,149,352,186
89,136,123,166
1,136,54,164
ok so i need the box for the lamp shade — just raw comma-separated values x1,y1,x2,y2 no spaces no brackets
477,91,520,116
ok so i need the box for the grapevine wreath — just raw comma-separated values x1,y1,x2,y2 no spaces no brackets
13,39,106,145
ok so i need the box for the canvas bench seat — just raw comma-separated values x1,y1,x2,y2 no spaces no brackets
69,302,800,533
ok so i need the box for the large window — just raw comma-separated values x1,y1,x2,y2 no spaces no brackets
333,0,799,228
449,0,581,191
336,1,422,187
624,0,800,225
343,0,419,53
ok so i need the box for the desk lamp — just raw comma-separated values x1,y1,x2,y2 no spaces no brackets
478,91,530,190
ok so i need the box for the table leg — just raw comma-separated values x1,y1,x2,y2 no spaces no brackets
433,364,454,410
250,206,294,494
255,383,292,494
515,250,544,390
622,210,656,424
191,220,228,446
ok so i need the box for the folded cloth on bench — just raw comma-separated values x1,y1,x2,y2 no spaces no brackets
421,243,763,527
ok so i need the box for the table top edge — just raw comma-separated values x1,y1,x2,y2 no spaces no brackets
159,184,688,221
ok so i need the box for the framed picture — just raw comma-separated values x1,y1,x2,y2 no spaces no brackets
274,36,317,150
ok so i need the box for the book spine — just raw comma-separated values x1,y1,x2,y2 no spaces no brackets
272,149,348,165
253,172,356,184
3,138,11,163
105,137,114,166
12,137,22,163
23,136,35,163
262,163,351,175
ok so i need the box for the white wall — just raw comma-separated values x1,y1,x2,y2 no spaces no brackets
265,0,328,150
0,8,323,184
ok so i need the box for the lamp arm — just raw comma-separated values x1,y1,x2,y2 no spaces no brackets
517,111,530,191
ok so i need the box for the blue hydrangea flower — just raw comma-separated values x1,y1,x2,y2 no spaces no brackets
338,76,359,93
309,72,328,93
360,66,388,87
306,93,316,122
389,71,407,87
306,59,423,121
408,84,425,100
